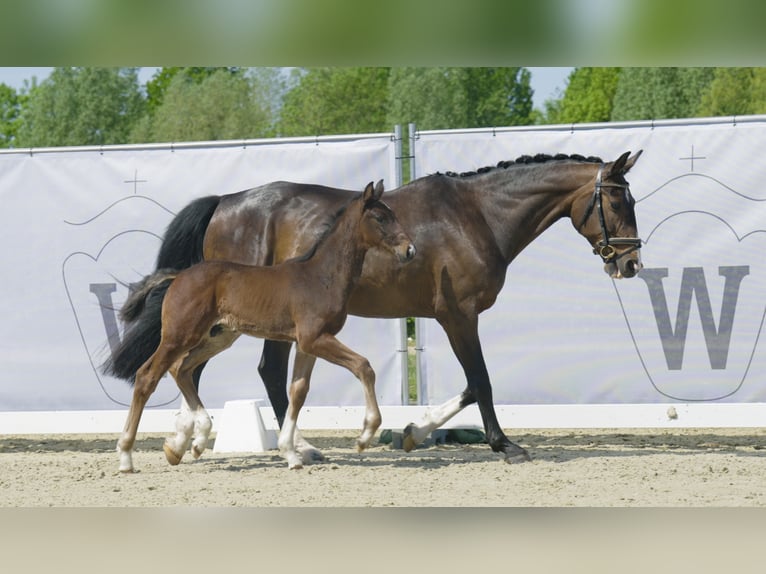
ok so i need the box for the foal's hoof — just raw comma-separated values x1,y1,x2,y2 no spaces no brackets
163,442,183,466
299,446,326,464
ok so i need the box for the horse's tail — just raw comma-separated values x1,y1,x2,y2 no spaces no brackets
101,269,177,382
155,194,221,275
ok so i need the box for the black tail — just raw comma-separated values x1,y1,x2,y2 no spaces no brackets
101,270,176,382
156,194,221,271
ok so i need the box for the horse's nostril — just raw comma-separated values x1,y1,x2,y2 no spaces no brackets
626,259,639,275
406,244,416,260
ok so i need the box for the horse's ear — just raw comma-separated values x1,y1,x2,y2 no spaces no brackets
362,181,375,203
363,179,384,204
609,150,642,177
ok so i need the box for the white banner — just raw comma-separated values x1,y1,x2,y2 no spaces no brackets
414,118,766,406
0,135,405,412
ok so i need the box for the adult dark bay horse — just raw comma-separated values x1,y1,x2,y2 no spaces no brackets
108,181,416,471
108,151,643,464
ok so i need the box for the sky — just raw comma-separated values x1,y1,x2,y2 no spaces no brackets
0,66,572,110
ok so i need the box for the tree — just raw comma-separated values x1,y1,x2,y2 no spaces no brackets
386,67,534,130
0,83,22,147
144,67,242,114
552,67,620,124
279,68,390,136
131,68,283,143
611,67,715,121
697,67,766,116
16,67,145,147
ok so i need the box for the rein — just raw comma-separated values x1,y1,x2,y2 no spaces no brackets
579,165,643,263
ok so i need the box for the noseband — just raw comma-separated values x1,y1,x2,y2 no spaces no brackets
578,165,643,263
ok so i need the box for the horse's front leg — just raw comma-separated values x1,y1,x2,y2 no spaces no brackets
277,350,316,469
403,315,530,464
259,340,325,464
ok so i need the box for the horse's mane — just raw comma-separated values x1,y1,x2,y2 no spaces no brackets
440,153,604,178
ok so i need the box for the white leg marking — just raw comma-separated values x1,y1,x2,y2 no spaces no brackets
404,394,465,450
118,446,134,473
191,408,213,459
163,407,195,465
278,416,302,470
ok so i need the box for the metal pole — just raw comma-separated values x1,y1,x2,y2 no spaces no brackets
393,125,411,406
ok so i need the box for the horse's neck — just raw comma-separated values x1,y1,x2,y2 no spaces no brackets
302,208,367,294
477,163,593,262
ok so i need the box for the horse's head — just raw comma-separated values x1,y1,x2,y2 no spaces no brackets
360,180,416,263
571,150,643,279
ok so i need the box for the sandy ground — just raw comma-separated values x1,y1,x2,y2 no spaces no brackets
2,427,766,507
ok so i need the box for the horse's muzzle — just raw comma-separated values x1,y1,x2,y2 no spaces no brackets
606,255,642,279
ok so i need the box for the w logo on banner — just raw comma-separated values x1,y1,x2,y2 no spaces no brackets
639,266,749,371
61,195,181,407
614,171,766,402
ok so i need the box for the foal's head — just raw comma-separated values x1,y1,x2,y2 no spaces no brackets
571,150,643,279
359,180,416,263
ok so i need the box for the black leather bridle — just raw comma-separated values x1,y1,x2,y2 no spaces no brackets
579,165,643,263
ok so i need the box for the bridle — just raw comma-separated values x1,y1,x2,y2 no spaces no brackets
578,165,643,263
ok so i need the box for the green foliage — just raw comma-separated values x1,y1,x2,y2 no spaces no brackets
16,67,144,147
697,68,766,116
551,67,620,124
144,67,242,113
131,68,282,143
0,83,23,147
279,68,391,136
386,67,533,130
611,67,715,121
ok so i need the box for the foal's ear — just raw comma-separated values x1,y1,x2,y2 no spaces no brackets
608,150,643,177
363,179,385,203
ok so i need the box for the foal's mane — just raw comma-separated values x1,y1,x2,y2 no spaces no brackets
288,194,358,263
440,153,604,178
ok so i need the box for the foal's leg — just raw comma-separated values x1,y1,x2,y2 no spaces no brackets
165,332,240,465
402,314,530,464
277,350,316,470
300,333,381,452
163,361,213,465
259,340,325,463
117,346,181,472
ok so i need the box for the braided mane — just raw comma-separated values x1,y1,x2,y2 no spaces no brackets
441,153,603,178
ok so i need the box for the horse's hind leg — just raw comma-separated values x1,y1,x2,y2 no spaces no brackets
300,333,381,452
165,333,238,465
277,350,316,470
117,348,179,472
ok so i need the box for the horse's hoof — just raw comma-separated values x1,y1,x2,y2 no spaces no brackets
191,444,204,460
402,423,418,452
119,467,135,474
356,439,368,453
504,450,532,464
163,442,183,466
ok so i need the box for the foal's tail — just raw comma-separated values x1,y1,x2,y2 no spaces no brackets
100,270,177,382
102,194,220,382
